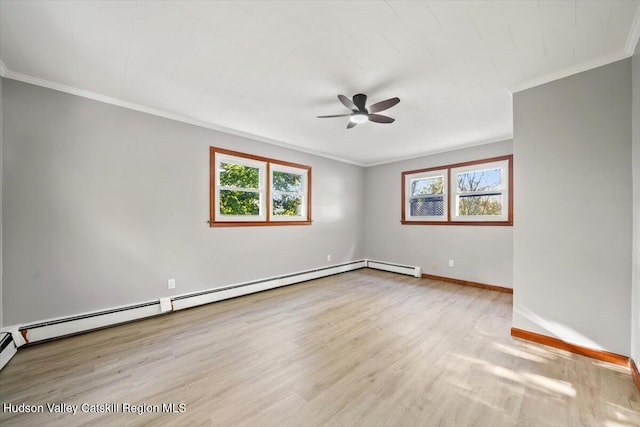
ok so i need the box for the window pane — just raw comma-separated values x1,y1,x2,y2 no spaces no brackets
272,171,303,192
272,193,302,216
457,168,502,192
457,194,502,216
220,190,260,215
411,176,444,196
410,196,444,216
220,162,260,189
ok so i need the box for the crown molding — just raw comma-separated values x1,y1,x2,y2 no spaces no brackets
509,50,631,94
362,134,514,167
0,64,514,168
2,66,516,169
624,3,640,56
510,5,640,94
0,67,365,167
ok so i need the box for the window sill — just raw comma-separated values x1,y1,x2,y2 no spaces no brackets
210,221,312,227
401,220,513,226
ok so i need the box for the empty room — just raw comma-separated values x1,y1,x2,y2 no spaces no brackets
0,0,639,425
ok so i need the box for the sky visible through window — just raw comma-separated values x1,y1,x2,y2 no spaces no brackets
457,167,502,192
411,176,443,195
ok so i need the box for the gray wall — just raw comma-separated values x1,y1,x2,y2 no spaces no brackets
1,79,365,325
0,76,3,329
363,140,514,288
513,59,632,356
632,42,640,364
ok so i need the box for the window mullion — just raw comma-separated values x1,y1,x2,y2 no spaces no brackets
266,162,271,222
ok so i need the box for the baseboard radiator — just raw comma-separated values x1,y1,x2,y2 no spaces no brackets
366,259,422,278
7,260,368,348
18,302,164,345
172,260,366,311
0,333,17,371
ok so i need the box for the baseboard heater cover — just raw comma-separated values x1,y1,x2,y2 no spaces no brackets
0,333,17,371
19,301,163,344
10,260,367,346
366,259,422,278
172,260,366,311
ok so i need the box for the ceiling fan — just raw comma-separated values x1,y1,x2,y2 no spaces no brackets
317,94,400,129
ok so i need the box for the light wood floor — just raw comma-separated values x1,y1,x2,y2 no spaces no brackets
1,269,639,426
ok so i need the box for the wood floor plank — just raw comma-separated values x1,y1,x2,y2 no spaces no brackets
1,269,638,426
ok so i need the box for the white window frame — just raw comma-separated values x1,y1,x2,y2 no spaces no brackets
215,153,267,222
270,164,308,222
450,159,509,222
404,169,448,222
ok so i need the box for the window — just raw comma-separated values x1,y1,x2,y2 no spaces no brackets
451,159,509,222
401,155,512,225
404,169,448,222
210,147,311,226
271,165,308,221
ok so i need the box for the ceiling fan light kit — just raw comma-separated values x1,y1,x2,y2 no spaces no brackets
350,114,368,124
318,93,400,129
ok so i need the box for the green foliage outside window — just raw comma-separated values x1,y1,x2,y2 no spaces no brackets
272,171,303,216
220,163,261,215
220,163,259,188
273,194,302,216
272,171,302,192
458,195,502,215
220,190,260,216
219,164,305,217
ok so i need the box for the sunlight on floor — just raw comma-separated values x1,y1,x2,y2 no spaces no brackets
594,360,633,374
454,344,578,398
492,342,547,363
605,421,636,427
607,402,640,424
521,372,576,397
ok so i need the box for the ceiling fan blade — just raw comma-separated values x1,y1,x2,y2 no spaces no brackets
367,114,395,124
368,97,400,113
338,95,358,112
346,121,358,129
317,114,353,118
352,93,368,112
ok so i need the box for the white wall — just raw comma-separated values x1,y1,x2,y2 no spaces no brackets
363,140,514,288
1,79,365,326
513,59,632,356
632,42,640,364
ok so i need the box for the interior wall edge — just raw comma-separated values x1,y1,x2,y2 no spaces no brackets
631,358,640,393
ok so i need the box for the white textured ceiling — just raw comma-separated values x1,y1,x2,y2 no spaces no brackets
1,0,639,165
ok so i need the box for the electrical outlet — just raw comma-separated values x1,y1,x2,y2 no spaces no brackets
168,278,176,290
327,254,331,262
449,259,454,267
431,262,437,270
